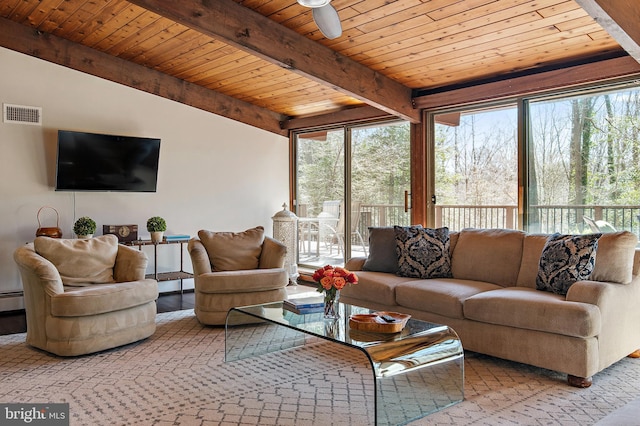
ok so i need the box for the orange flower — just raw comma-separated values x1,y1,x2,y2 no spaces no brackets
313,265,358,293
320,276,334,290
333,277,346,289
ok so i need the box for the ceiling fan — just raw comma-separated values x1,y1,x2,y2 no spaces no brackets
297,0,342,39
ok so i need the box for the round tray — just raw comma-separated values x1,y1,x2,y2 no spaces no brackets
348,311,411,334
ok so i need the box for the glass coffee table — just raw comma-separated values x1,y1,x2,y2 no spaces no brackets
225,301,464,425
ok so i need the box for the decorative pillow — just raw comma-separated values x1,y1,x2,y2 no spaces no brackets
362,227,399,273
536,233,602,295
198,226,265,271
394,226,452,279
34,234,119,286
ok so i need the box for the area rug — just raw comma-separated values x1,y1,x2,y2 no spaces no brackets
1,310,640,425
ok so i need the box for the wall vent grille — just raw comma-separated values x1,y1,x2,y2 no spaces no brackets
3,104,42,125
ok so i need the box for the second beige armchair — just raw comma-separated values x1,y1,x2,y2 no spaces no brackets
187,226,288,325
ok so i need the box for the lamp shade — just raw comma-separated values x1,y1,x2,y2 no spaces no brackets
313,4,342,39
297,0,330,7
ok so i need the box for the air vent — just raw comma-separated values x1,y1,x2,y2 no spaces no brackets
3,103,42,125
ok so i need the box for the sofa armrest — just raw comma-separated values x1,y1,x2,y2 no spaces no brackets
114,244,149,282
259,236,286,269
188,238,213,276
13,244,64,296
345,257,367,271
567,276,640,364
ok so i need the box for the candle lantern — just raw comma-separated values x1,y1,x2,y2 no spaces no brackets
272,203,299,284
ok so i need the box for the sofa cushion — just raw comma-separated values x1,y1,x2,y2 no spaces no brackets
34,235,118,286
516,234,549,288
395,278,503,319
362,227,398,273
464,287,601,338
536,233,601,296
395,226,453,279
590,231,638,284
451,228,525,287
340,271,418,306
52,279,158,316
198,226,265,271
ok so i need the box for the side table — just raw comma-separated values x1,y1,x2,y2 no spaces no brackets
124,239,193,293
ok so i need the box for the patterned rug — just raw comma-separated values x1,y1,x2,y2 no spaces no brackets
1,309,640,425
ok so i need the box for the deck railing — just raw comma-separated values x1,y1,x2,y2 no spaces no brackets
355,204,640,236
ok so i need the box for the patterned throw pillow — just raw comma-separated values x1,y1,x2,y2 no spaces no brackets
536,233,602,295
394,226,453,279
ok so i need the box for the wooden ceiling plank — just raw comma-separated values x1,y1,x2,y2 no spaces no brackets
537,0,580,18
6,0,44,23
393,30,619,85
94,9,161,53
362,7,591,72
408,35,620,88
66,0,131,43
123,22,191,63
37,0,87,34
25,0,66,28
0,0,21,17
127,0,420,123
427,0,510,21
575,0,640,63
376,13,598,73
336,0,544,59
106,15,173,57
80,3,148,48
0,16,287,135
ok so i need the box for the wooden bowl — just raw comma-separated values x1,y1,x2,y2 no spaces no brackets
348,311,411,334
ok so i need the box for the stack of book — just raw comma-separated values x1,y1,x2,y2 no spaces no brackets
283,295,325,314
164,234,190,242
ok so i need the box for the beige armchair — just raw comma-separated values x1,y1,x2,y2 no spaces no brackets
14,235,158,356
188,226,288,325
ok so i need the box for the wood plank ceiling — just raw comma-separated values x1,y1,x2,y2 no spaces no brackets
0,0,633,135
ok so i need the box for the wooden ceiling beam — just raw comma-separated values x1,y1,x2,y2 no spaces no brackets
0,17,288,136
127,0,420,124
282,105,393,131
414,56,640,110
575,0,640,63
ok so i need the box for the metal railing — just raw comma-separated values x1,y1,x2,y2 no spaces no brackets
356,204,640,235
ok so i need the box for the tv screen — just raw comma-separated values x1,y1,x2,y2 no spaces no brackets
55,130,161,192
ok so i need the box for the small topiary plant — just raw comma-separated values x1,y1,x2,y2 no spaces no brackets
73,216,97,236
146,216,167,232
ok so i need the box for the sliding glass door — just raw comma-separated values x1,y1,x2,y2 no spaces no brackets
432,105,518,231
526,87,640,235
294,121,410,268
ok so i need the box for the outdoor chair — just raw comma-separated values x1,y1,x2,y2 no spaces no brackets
583,216,617,233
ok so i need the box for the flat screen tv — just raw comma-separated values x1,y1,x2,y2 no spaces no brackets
55,130,161,192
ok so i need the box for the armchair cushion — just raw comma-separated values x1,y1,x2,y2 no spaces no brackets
34,235,118,286
198,226,265,271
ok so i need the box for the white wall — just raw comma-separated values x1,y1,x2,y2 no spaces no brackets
0,47,289,310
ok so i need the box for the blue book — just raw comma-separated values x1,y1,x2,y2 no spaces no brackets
164,234,190,241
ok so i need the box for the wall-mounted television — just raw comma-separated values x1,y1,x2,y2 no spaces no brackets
55,130,161,192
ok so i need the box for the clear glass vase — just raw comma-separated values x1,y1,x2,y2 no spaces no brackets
323,289,340,319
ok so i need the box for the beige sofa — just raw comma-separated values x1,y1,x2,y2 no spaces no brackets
341,227,640,387
14,235,158,356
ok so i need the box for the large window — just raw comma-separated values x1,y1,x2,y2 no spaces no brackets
428,82,640,236
527,87,640,235
294,121,410,268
